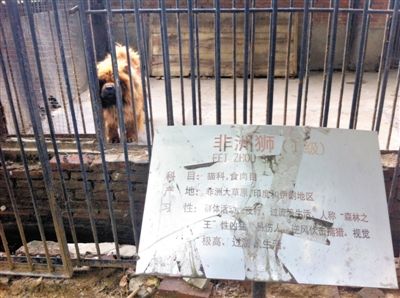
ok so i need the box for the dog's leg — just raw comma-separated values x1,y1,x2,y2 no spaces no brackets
107,122,120,143
124,104,136,143
104,108,120,143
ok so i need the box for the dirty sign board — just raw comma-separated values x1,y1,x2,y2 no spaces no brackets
137,125,397,288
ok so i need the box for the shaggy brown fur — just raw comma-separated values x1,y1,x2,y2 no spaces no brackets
97,44,144,143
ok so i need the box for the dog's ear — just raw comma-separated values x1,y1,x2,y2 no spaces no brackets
122,64,130,74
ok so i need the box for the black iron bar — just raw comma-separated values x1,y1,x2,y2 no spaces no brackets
386,61,400,149
0,141,33,270
371,0,393,130
120,0,139,139
296,0,310,125
134,0,153,160
0,221,13,269
266,0,277,125
388,148,400,208
159,0,174,125
51,0,102,259
215,0,221,124
63,0,87,135
349,0,370,129
243,0,250,124
195,0,202,125
353,1,371,129
320,0,333,127
46,10,71,134
139,1,155,142
374,0,400,132
187,0,197,125
232,0,237,124
322,0,339,127
283,0,294,125
131,0,154,242
337,0,355,128
87,0,99,63
0,24,26,134
302,0,314,126
249,0,256,124
176,0,186,125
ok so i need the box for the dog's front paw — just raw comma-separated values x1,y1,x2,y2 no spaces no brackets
126,133,137,143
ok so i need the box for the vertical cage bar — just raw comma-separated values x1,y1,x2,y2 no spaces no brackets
336,0,355,128
319,0,333,127
353,6,371,130
388,147,400,208
266,0,277,125
374,0,400,132
133,0,153,159
249,0,256,125
0,221,13,269
215,0,221,124
243,0,250,124
349,0,370,129
176,0,186,125
139,4,155,143
372,0,393,130
0,24,26,134
302,0,314,126
120,0,139,139
187,0,197,125
322,0,339,127
62,0,87,134
88,0,99,63
51,0,102,259
130,0,154,242
232,0,237,124
159,0,174,125
296,0,310,125
386,61,400,149
195,0,202,125
0,140,32,270
46,10,71,134
283,0,294,125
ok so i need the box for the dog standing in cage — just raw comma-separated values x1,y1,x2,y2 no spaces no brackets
97,44,144,143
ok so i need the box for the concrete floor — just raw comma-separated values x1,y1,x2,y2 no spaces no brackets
47,71,399,149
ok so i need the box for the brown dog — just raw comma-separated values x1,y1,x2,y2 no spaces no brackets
97,44,144,143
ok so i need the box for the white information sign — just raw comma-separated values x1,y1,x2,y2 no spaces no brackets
137,125,398,288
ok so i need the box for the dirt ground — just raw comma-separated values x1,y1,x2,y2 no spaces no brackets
0,268,399,298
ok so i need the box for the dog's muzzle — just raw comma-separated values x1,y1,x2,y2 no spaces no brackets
100,82,117,108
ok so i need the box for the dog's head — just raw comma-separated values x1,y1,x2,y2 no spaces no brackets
97,59,130,109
